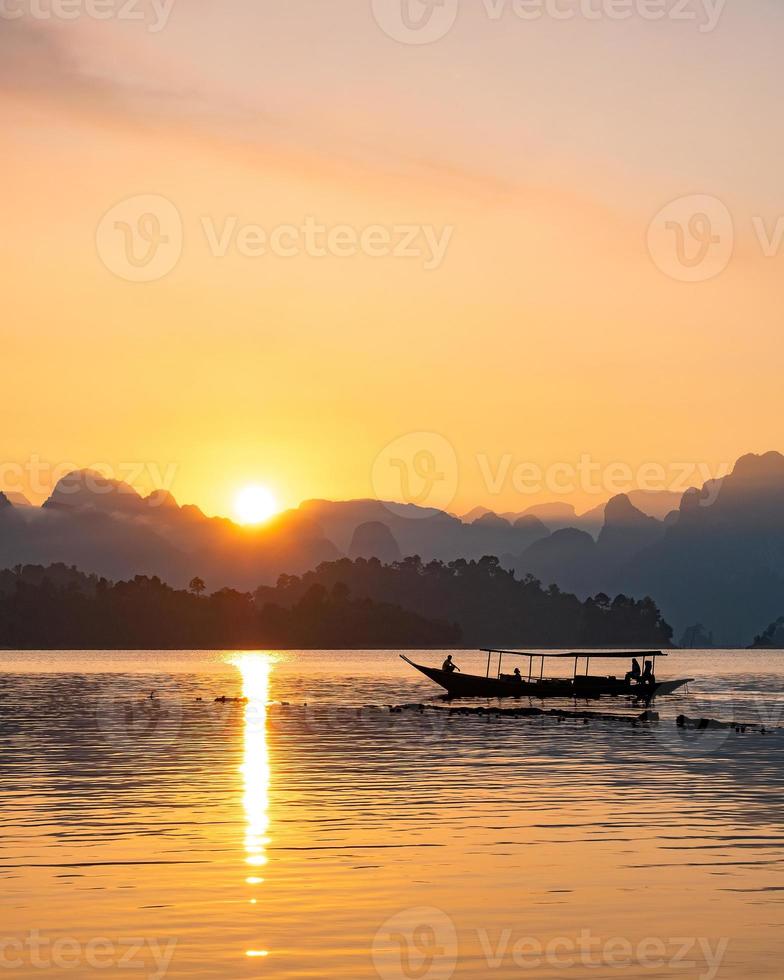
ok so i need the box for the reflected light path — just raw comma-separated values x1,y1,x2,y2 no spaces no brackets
232,653,275,961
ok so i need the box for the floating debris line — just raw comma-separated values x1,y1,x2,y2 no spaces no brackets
387,703,781,733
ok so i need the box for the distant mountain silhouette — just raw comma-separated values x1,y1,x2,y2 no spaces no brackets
2,453,784,643
680,623,715,649
512,494,666,596
750,616,784,649
472,512,511,528
0,474,682,596
465,491,682,538
0,470,338,591
463,502,579,527
512,514,549,535
462,505,494,523
597,494,665,562
299,498,548,563
511,452,784,645
626,489,684,521
515,528,597,595
2,491,31,508
514,501,580,527
621,452,784,645
349,521,402,564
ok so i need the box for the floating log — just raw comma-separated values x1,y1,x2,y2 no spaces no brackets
676,713,776,733
394,703,660,725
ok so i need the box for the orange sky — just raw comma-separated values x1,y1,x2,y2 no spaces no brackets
3,5,783,518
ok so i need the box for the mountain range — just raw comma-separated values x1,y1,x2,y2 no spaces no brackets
1,452,784,645
511,452,784,645
461,489,683,536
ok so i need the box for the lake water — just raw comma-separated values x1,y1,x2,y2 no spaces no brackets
1,649,783,979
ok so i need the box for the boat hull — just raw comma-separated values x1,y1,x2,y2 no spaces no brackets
400,657,571,699
401,657,693,701
573,675,693,699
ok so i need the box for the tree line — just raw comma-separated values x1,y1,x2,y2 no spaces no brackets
0,557,674,650
750,617,784,648
256,556,674,648
0,564,457,649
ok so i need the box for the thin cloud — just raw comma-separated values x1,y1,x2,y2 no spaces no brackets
0,20,534,203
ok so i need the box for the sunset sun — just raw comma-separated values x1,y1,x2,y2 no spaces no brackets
234,485,279,526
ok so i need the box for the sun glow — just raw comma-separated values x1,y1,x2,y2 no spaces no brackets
233,485,278,525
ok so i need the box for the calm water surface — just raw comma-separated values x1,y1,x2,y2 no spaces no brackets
1,650,782,979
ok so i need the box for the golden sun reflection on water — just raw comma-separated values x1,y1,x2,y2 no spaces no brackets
232,653,275,962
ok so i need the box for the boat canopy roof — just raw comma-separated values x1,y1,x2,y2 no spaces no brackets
481,649,666,659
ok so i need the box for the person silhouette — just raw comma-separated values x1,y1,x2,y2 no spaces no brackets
641,660,654,686
625,658,642,684
442,655,460,673
513,667,523,683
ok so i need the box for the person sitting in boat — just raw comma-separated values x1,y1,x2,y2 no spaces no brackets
641,660,655,685
513,667,523,683
625,658,642,684
442,655,460,674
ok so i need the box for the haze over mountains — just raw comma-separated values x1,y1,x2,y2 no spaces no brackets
462,490,683,537
1,452,783,645
0,472,339,592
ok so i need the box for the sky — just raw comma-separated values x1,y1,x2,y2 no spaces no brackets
3,0,784,519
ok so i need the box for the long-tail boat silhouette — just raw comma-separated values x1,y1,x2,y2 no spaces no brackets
401,650,693,700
